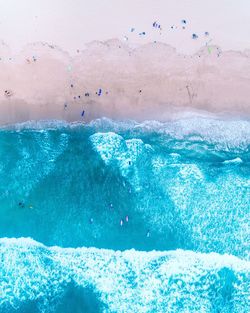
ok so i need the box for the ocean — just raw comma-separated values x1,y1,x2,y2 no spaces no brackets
0,117,249,312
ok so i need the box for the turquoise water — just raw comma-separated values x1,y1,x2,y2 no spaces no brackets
0,117,249,312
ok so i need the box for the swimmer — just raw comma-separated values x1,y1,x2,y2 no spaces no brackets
125,215,129,222
89,218,94,224
18,202,25,208
146,230,150,238
120,219,124,226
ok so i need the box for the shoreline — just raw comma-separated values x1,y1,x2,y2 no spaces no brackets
1,108,250,126
1,116,250,151
1,39,250,125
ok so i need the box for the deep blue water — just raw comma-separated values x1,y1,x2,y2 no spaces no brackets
0,117,249,312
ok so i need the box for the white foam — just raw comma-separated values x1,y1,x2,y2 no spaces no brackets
0,237,249,312
1,116,250,151
223,157,243,164
0,119,73,131
90,132,153,191
65,115,250,157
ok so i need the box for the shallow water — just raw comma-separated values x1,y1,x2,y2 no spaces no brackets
0,117,249,312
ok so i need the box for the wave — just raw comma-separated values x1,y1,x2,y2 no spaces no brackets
89,116,250,151
0,237,249,313
223,157,243,164
2,115,250,151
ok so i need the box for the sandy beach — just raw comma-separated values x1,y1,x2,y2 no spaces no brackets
0,39,250,125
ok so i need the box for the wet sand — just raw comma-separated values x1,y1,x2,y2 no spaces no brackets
1,39,250,125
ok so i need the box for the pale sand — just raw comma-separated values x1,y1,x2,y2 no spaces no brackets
0,39,250,125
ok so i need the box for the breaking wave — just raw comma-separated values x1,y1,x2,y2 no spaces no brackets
1,238,249,313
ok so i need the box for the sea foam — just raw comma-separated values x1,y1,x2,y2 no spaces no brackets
0,237,249,313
